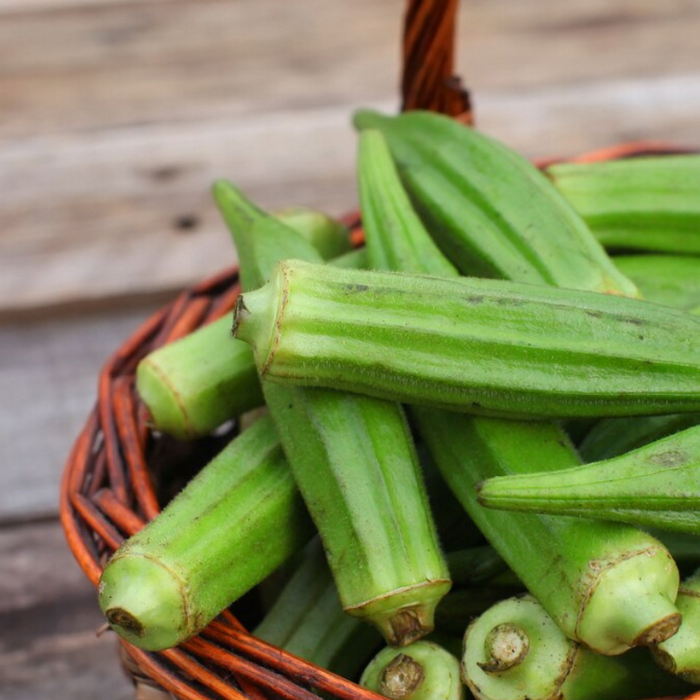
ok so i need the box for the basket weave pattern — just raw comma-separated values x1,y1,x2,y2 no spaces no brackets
59,1,696,698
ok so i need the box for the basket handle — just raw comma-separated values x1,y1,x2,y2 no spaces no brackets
401,0,472,121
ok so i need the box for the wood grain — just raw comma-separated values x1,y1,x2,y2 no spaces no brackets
0,520,133,700
0,302,161,521
1,0,699,313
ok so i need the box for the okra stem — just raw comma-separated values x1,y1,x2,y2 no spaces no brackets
463,595,691,700
361,641,464,700
652,570,700,683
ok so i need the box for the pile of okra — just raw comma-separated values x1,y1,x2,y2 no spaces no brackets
97,110,700,700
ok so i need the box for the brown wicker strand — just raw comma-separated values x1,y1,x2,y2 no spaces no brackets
401,0,471,119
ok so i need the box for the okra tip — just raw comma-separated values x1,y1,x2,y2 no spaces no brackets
98,552,190,651
347,579,452,647
353,108,391,133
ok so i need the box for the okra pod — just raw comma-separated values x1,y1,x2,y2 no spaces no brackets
136,207,354,439
233,259,700,419
479,424,700,534
614,255,700,311
353,109,637,296
547,155,700,254
463,595,690,700
98,415,314,651
273,207,351,260
353,129,681,655
652,570,700,683
361,641,464,700
215,181,450,646
253,539,380,678
580,413,700,462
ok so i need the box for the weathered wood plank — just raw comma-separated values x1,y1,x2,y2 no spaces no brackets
0,520,133,699
1,0,699,313
1,0,699,140
3,71,700,315
0,302,161,520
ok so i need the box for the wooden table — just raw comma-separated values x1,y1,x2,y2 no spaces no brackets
2,1,699,697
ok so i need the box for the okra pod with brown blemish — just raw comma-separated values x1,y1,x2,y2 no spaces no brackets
353,128,682,655
479,424,700,534
233,259,700,420
215,181,451,646
463,595,691,700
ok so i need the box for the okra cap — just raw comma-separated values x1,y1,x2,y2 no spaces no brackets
98,552,191,651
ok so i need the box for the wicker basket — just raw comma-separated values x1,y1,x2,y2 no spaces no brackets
60,2,695,699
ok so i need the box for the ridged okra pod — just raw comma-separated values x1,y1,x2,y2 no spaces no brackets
463,595,690,700
353,109,637,296
233,259,700,419
215,181,450,646
580,413,700,462
614,255,700,311
352,129,681,655
653,570,700,683
136,207,352,439
98,415,314,651
253,539,380,678
361,641,464,700
547,155,700,254
479,424,700,534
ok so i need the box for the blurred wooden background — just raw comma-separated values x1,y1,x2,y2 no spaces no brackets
1,0,699,697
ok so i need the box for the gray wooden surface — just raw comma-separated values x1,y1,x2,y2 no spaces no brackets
2,0,700,697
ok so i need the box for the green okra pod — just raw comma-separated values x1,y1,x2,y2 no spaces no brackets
98,415,314,651
652,570,700,683
479,424,700,534
353,129,681,655
614,255,700,311
579,412,700,462
233,259,700,420
463,595,691,700
136,207,355,439
253,539,380,678
547,155,700,254
353,109,637,296
361,641,464,700
215,181,450,647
